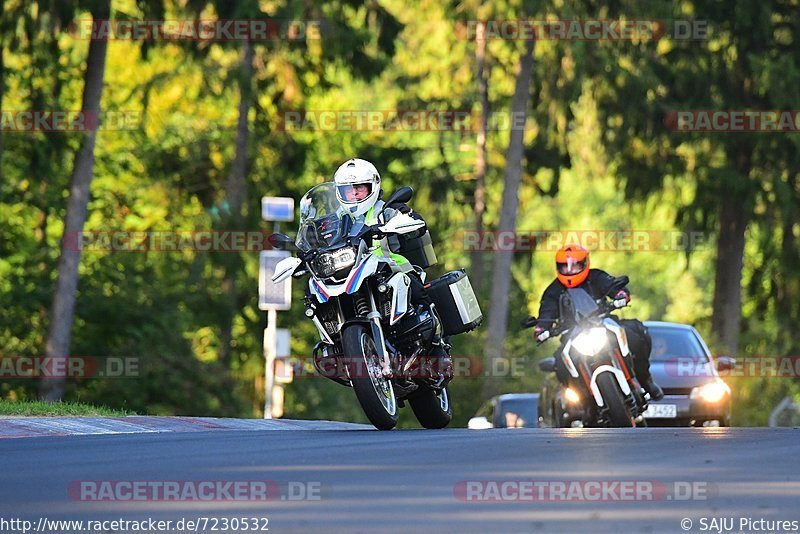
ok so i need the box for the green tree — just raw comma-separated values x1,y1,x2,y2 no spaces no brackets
482,36,536,398
41,0,111,401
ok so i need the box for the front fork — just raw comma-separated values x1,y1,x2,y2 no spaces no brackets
364,288,392,378
616,351,648,416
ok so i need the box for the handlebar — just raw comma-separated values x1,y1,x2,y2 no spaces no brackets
349,224,384,243
522,297,627,345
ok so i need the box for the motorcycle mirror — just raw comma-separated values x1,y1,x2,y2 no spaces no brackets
383,186,413,208
269,233,295,250
610,275,630,292
538,357,556,373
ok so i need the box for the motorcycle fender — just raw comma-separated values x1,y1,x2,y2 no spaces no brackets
589,366,632,408
272,257,302,283
386,272,411,325
341,317,373,328
603,318,630,357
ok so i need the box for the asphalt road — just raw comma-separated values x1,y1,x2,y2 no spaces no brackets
1,427,799,533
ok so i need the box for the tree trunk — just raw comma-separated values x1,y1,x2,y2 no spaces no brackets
470,22,489,298
710,150,752,356
225,40,253,222
40,0,110,401
0,45,4,183
481,37,535,399
218,40,254,367
777,172,799,348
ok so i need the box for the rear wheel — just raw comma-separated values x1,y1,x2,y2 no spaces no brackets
409,386,452,429
596,372,635,427
342,324,398,430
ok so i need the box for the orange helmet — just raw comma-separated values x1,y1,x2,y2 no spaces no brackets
555,244,589,287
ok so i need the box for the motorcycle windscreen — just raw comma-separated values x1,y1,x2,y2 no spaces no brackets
565,287,599,320
296,213,348,252
296,182,349,252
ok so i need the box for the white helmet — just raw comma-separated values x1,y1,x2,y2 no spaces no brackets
333,158,381,217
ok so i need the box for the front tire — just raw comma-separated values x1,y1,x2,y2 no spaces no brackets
555,399,570,428
409,386,452,429
596,372,635,427
342,324,398,430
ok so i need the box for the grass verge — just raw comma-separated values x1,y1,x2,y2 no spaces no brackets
0,400,135,417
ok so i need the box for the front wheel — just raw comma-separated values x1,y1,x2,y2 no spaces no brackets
342,324,398,430
409,386,452,429
596,372,635,427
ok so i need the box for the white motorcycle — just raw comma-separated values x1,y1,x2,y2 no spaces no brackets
270,182,482,430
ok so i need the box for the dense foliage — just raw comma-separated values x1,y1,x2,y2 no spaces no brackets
1,0,798,426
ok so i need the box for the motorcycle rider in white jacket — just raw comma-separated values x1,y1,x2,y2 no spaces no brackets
333,158,452,383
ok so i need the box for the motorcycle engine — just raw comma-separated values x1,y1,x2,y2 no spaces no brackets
389,305,436,351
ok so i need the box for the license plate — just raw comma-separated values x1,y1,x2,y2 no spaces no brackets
643,404,677,418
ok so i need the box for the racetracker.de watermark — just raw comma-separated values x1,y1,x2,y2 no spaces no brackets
459,230,708,252
65,231,274,252
68,480,326,501
289,355,528,380
665,356,800,378
0,110,141,132
459,19,710,41
278,110,530,132
0,517,271,534
68,19,322,41
454,480,714,501
665,110,800,132
0,356,139,378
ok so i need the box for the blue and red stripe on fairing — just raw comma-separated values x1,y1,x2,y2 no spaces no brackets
345,259,370,294
311,279,330,303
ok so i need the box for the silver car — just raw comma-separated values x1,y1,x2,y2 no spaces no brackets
642,321,733,427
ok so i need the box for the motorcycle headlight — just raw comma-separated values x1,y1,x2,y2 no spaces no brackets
690,381,730,403
564,387,582,405
571,328,608,357
313,247,356,279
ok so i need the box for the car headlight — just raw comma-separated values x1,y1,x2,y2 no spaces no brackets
313,247,356,278
571,328,608,356
690,381,730,403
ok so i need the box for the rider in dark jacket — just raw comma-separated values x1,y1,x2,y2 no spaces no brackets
533,243,664,400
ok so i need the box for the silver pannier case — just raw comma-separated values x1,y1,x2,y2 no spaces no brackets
425,269,483,336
